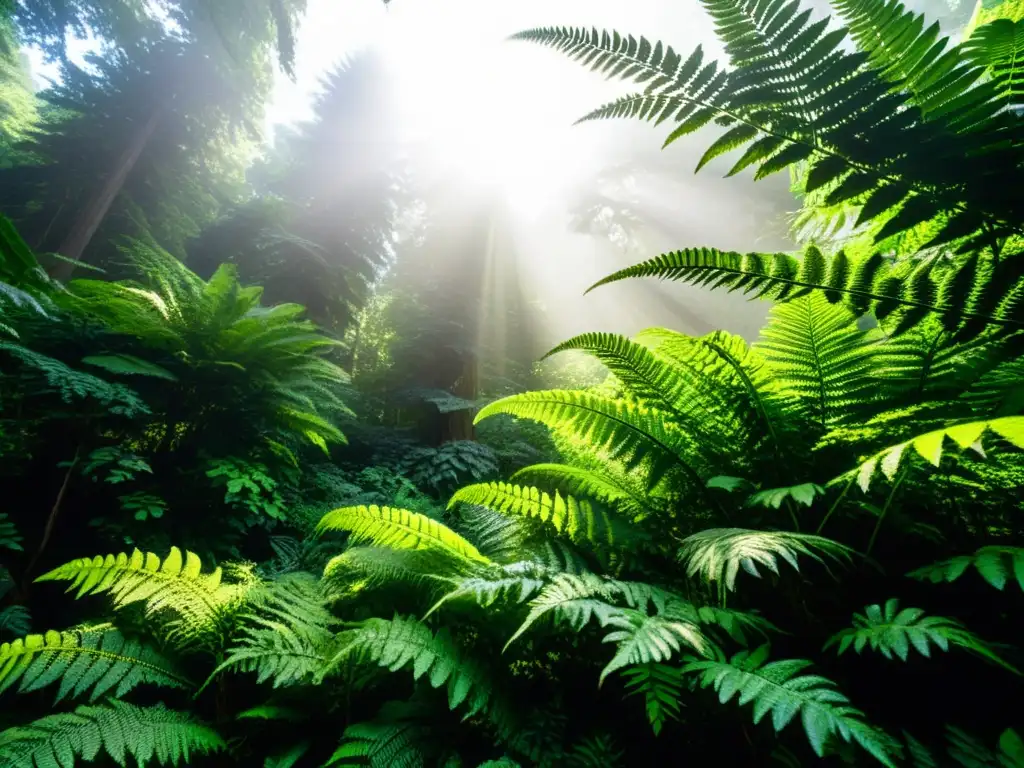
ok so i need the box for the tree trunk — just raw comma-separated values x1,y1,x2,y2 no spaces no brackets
50,104,164,281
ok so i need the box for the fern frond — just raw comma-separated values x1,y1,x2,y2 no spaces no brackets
830,0,980,113
326,616,495,716
678,528,853,592
683,645,898,766
600,609,710,686
0,514,22,552
214,573,336,689
324,547,455,597
634,328,794,459
80,354,177,381
825,598,1018,672
908,546,1024,592
475,392,708,490
449,482,639,549
327,715,427,768
961,18,1024,110
214,624,330,688
0,699,224,767
585,246,1024,340
757,294,877,429
0,626,189,702
512,464,651,522
35,548,255,648
504,572,626,649
622,662,684,736
316,505,490,564
425,561,550,618
838,416,1024,491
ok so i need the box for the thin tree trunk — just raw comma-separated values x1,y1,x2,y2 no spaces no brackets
50,104,164,280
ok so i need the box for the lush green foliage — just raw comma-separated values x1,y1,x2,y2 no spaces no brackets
1,0,1023,765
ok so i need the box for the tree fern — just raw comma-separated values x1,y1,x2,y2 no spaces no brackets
622,662,684,735
0,699,224,767
683,645,898,765
35,548,256,647
449,482,639,549
0,626,189,702
909,546,1024,592
584,246,1024,341
677,528,853,592
325,615,495,717
475,392,708,490
316,505,491,564
839,416,1024,491
825,598,1018,672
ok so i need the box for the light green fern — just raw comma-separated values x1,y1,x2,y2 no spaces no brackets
316,505,490,564
677,528,853,592
449,482,639,549
0,626,189,702
35,547,256,647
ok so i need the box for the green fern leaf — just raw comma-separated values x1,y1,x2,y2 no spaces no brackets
600,609,710,686
449,482,639,549
908,546,1024,592
35,548,254,647
475,391,708,490
0,626,189,702
512,464,651,522
748,483,826,509
837,416,1024,491
757,293,877,430
0,699,224,767
316,505,490,564
962,18,1024,109
0,514,22,552
325,615,494,716
678,528,853,592
622,662,684,736
824,598,1018,672
683,645,897,765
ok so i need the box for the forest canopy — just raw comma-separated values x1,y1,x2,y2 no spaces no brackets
0,0,1022,766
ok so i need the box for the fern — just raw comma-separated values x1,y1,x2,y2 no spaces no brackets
585,247,1024,341
962,18,1024,110
678,528,853,592
504,572,626,649
511,464,651,522
757,294,876,429
683,645,898,766
475,391,709,490
213,573,336,689
0,699,224,767
824,599,1018,672
426,561,550,617
316,505,490,564
80,354,177,381
35,547,255,647
0,626,189,702
0,607,30,639
909,546,1024,592
748,483,825,509
449,482,639,549
839,416,1024,491
622,662,684,735
325,615,495,716
599,609,710,685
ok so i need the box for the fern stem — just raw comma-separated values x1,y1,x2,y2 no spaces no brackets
817,475,855,535
865,469,907,556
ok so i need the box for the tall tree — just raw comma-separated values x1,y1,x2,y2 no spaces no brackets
188,53,403,333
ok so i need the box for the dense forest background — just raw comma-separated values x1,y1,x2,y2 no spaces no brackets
0,0,1022,765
